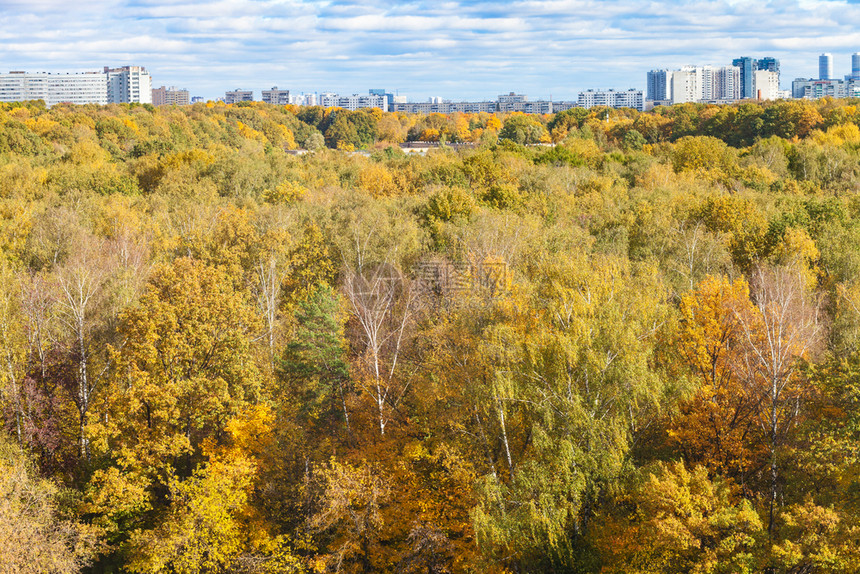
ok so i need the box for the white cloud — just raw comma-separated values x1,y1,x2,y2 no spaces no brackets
1,0,859,99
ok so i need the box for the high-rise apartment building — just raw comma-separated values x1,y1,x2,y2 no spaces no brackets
670,67,700,104
753,70,780,100
732,57,757,99
701,66,740,100
732,57,780,99
646,69,673,101
262,87,290,105
758,57,780,74
152,85,189,106
369,89,403,108
794,53,860,99
819,53,834,80
663,65,740,103
105,66,152,104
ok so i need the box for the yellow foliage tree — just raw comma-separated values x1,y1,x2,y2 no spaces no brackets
594,461,763,574
671,275,767,486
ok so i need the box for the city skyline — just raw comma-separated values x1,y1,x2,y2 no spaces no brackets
2,0,860,101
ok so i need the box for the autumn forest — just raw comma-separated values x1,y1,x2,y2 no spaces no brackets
2,97,860,573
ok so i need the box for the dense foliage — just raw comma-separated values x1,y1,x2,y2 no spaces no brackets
2,96,860,573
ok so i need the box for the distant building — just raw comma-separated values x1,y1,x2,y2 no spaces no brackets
105,66,152,104
225,89,253,104
654,64,755,104
819,53,834,80
753,70,780,100
578,89,644,111
369,89,403,108
646,69,673,101
498,92,527,104
152,85,190,106
759,57,780,75
500,100,553,113
727,57,781,99
0,65,151,107
670,67,700,104
262,87,290,105
704,66,740,100
394,101,494,114
318,92,339,107
0,71,107,106
551,101,579,112
451,101,498,113
392,96,570,115
335,94,388,111
191,96,204,103
732,57,758,99
298,93,318,106
850,53,860,80
792,77,857,99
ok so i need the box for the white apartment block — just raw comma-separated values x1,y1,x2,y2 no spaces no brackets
0,71,107,106
753,70,779,100
666,65,742,104
712,66,740,100
577,89,644,111
318,92,340,107
0,66,152,107
296,93,318,106
105,66,152,104
335,94,388,112
671,67,700,104
500,100,553,114
262,87,290,105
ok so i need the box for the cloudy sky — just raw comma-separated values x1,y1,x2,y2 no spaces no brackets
1,0,859,101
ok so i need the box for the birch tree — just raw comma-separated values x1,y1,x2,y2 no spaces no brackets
344,260,417,436
736,264,823,534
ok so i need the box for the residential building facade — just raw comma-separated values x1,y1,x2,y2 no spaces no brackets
792,77,858,99
262,87,290,105
647,69,673,102
0,71,107,106
225,89,253,104
106,66,152,104
577,88,644,111
152,85,190,106
753,70,780,100
0,66,152,107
